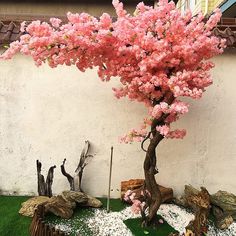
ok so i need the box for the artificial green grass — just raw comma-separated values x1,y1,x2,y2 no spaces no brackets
0,196,178,236
98,197,128,212
124,216,177,236
0,195,31,236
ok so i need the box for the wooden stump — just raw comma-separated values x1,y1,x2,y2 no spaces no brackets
121,179,144,198
121,179,173,203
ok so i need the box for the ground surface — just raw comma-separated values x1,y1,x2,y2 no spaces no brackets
0,196,176,236
1,195,236,236
45,198,176,236
0,196,31,236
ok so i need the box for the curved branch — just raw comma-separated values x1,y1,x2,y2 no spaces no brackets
75,140,91,173
141,132,151,152
74,140,93,192
60,158,75,191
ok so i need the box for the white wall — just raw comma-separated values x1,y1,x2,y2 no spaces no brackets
0,49,236,198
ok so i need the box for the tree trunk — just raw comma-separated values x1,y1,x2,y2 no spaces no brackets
143,132,164,226
142,91,175,226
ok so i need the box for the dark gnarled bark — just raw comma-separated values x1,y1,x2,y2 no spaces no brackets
36,160,56,197
143,133,164,226
142,91,175,226
60,140,93,192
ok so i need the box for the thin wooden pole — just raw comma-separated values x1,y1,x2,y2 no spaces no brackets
107,146,113,213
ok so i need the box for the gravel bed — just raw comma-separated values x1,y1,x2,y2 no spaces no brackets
51,204,236,236
87,207,137,236
158,203,236,236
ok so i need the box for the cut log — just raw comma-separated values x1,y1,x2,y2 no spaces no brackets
159,185,174,203
121,179,144,198
121,179,173,203
60,140,93,192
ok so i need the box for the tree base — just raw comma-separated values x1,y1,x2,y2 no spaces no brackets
141,214,161,228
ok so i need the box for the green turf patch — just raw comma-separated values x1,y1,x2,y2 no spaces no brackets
0,196,31,236
0,196,179,236
98,198,128,212
124,215,177,236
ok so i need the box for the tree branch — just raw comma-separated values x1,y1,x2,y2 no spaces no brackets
141,132,151,152
60,158,75,191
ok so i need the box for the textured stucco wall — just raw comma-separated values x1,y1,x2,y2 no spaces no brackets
0,49,236,198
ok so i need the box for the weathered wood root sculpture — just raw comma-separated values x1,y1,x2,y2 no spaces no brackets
36,160,56,197
185,187,211,236
60,140,93,192
121,179,173,204
173,185,236,235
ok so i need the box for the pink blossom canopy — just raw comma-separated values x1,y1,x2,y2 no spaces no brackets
0,0,225,142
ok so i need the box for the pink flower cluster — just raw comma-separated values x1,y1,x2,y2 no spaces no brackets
0,0,225,142
120,117,152,143
156,125,186,139
151,100,189,119
123,190,145,214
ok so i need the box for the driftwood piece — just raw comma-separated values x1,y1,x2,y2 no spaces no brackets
44,195,76,219
211,190,236,219
212,205,233,230
19,191,102,219
210,190,236,229
19,196,50,217
60,140,93,192
184,186,211,236
175,186,236,231
121,179,173,203
121,179,144,198
37,160,56,197
61,158,74,191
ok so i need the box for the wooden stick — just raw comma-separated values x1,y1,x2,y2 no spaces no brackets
107,146,113,213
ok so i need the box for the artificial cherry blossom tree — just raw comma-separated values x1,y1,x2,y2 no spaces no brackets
1,0,225,226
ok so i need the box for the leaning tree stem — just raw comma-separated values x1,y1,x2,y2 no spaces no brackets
142,90,175,226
